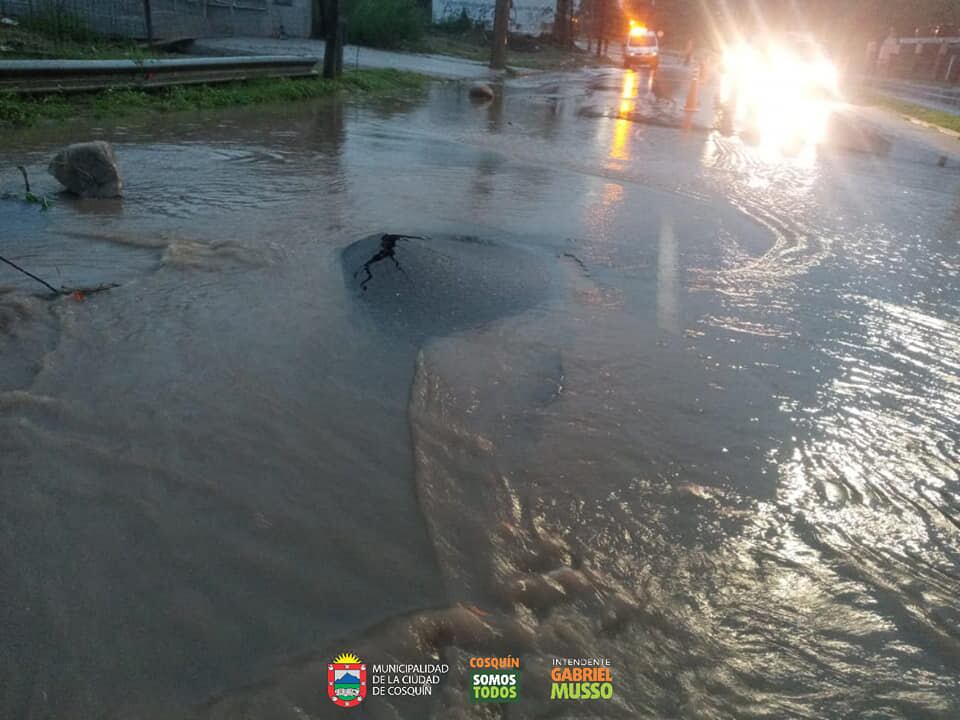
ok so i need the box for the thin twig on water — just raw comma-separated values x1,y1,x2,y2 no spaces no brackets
14,165,52,210
1,253,120,299
0,254,62,295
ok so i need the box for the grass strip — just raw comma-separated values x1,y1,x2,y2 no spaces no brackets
0,68,427,128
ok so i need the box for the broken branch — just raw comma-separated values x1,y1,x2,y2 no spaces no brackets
0,253,119,299
16,165,30,194
0,253,61,295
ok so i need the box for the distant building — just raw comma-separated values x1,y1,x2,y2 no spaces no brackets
2,0,313,39
433,0,555,35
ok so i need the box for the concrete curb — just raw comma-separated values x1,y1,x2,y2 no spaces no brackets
903,115,960,139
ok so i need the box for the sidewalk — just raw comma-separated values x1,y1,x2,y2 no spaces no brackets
192,36,494,80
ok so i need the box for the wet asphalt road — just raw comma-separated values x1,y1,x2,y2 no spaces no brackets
1,65,959,719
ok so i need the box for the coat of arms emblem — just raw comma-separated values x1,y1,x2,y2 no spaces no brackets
328,653,367,707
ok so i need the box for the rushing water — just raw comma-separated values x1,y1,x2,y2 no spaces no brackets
1,68,958,719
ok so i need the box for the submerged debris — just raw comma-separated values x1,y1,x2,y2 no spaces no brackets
0,253,118,300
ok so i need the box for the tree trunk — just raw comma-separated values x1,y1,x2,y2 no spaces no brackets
323,0,341,78
336,18,346,75
555,0,569,45
491,0,510,69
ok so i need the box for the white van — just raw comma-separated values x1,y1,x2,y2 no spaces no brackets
625,30,660,69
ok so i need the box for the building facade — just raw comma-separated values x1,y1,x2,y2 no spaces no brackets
1,0,312,39
432,0,555,36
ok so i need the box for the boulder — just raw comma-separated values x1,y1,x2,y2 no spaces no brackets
468,82,495,101
48,141,123,198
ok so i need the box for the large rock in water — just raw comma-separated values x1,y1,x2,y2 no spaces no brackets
48,141,123,198
468,83,495,101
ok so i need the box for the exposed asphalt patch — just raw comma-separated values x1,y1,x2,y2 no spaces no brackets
342,232,551,342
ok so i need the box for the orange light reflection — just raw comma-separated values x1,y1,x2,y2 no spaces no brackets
611,71,637,161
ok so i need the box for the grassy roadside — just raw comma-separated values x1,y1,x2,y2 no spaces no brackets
507,46,615,71
404,33,488,63
853,90,960,135
0,69,427,128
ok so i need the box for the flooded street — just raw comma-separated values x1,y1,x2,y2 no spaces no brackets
1,66,959,719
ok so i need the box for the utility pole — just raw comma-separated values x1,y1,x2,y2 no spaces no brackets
143,0,154,43
596,0,605,56
312,0,324,38
491,0,510,69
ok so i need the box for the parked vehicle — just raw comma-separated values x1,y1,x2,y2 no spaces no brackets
624,27,660,69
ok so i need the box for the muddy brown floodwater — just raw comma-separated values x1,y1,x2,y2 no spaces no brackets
1,67,959,720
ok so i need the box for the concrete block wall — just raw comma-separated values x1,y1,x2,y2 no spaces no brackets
1,0,149,37
1,0,312,39
195,0,311,38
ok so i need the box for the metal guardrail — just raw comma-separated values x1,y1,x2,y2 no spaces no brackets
0,55,319,93
870,77,960,113
896,36,960,46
